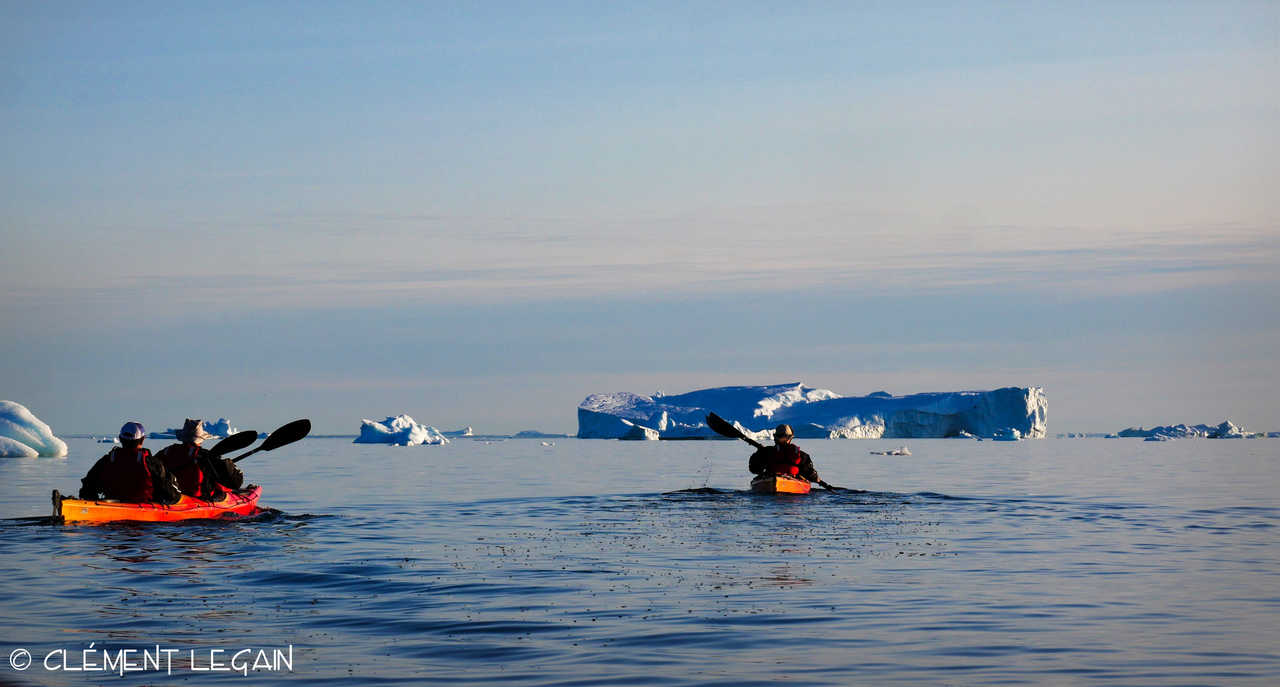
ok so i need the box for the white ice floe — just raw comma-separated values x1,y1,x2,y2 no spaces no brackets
354,415,449,446
870,446,912,456
0,400,68,457
577,383,1047,440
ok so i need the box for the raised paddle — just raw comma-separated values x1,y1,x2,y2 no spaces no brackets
705,412,849,492
706,411,766,450
230,419,311,463
208,430,260,457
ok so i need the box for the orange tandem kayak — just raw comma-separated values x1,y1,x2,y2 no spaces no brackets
53,486,264,523
750,474,812,494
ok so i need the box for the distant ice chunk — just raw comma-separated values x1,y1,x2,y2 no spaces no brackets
1117,419,1251,439
0,400,68,457
442,426,474,438
870,446,911,456
992,428,1022,441
204,418,238,437
354,415,449,446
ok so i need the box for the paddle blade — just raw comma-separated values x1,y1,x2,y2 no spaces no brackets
706,412,766,449
261,419,311,451
208,430,260,457
706,412,741,438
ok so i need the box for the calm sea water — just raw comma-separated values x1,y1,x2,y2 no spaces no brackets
2,437,1277,685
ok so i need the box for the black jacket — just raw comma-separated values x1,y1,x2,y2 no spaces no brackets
749,443,820,482
79,447,181,504
153,444,245,499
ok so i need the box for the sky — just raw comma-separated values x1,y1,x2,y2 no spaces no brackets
2,1,1278,435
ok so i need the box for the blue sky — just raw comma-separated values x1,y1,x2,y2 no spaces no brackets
2,1,1277,434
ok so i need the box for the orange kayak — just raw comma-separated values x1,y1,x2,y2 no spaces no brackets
750,474,812,494
53,486,264,523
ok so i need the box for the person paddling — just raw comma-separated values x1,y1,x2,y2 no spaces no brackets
748,424,821,484
154,419,245,500
79,422,181,504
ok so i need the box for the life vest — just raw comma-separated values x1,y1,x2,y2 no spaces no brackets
156,444,205,496
770,444,802,477
100,447,156,502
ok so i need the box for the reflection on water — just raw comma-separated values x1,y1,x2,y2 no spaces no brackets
1,438,1278,685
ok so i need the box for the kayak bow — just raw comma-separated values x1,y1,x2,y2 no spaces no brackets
53,486,264,523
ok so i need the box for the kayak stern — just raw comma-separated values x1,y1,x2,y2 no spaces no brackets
750,474,812,494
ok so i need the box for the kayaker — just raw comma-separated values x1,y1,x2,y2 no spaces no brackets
748,424,821,483
79,422,181,504
154,419,245,500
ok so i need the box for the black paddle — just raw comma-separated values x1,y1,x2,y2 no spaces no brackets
208,430,260,457
705,412,848,492
230,419,311,463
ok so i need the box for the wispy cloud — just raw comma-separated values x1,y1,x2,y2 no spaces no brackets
4,210,1277,322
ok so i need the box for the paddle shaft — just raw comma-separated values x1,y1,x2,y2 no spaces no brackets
230,419,311,463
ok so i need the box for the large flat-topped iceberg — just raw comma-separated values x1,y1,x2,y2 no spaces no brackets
1,400,69,457
577,383,1047,440
354,415,449,446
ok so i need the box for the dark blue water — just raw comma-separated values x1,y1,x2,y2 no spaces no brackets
2,438,1278,685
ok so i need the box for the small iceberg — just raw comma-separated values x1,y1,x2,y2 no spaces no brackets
442,426,474,438
0,400,69,457
354,415,449,446
870,446,911,456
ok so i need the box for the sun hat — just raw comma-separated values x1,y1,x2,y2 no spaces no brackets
176,418,213,444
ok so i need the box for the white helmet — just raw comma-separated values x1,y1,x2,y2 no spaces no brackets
118,421,146,441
